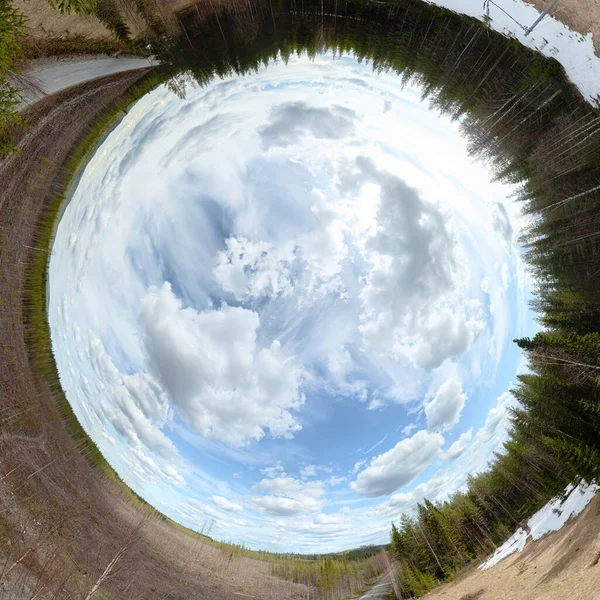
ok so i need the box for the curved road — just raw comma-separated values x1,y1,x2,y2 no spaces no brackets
17,55,156,108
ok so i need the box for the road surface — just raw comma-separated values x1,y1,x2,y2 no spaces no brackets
359,574,392,599
17,55,155,107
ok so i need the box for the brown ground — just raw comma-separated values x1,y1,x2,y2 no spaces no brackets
526,0,600,53
14,0,113,41
421,493,600,600
0,70,307,600
14,0,232,41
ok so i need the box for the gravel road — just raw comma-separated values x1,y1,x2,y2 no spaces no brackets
360,575,392,599
17,55,156,107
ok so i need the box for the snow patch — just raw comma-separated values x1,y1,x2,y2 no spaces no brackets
479,481,599,570
429,0,600,105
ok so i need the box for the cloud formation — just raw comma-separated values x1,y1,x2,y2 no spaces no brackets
343,157,483,369
259,102,356,149
351,430,445,497
140,283,305,446
444,428,473,460
425,379,467,431
254,475,326,515
47,54,531,552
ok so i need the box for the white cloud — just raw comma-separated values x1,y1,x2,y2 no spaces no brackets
214,236,295,300
258,475,324,498
425,379,467,431
300,464,317,478
120,446,185,488
253,496,318,517
401,423,417,437
139,283,305,447
351,460,366,474
254,475,325,516
259,102,356,149
491,201,513,245
501,262,510,290
411,310,484,370
326,346,368,401
327,348,353,377
367,398,384,411
261,462,285,478
351,430,444,497
210,496,244,513
86,334,181,469
443,428,473,460
479,391,516,445
372,474,451,520
347,157,483,369
327,476,347,486
300,190,348,285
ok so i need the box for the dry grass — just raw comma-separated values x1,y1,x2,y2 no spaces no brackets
14,0,249,46
13,0,112,40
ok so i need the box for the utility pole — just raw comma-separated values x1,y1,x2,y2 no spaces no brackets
524,0,560,36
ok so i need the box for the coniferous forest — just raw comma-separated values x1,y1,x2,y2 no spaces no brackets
156,0,600,594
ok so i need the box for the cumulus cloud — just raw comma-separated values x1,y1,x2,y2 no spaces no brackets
301,464,317,478
214,236,295,300
259,102,356,149
351,460,366,474
443,428,474,460
139,282,305,446
371,474,451,520
120,446,185,487
261,462,285,478
253,496,317,517
254,475,325,516
425,379,467,431
210,496,244,512
86,334,179,464
342,157,483,369
327,476,347,486
300,190,348,284
478,391,515,444
351,430,444,497
401,424,417,437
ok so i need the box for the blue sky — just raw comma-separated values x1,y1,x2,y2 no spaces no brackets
48,54,534,552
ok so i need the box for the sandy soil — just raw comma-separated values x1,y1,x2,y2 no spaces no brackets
14,0,113,40
14,0,214,41
422,493,600,600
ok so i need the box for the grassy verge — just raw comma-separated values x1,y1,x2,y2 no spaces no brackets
22,69,163,478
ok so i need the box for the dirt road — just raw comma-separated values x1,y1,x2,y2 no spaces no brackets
17,55,156,107
359,574,392,599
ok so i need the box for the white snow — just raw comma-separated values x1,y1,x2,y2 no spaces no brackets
479,481,599,570
427,0,600,105
478,527,529,569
